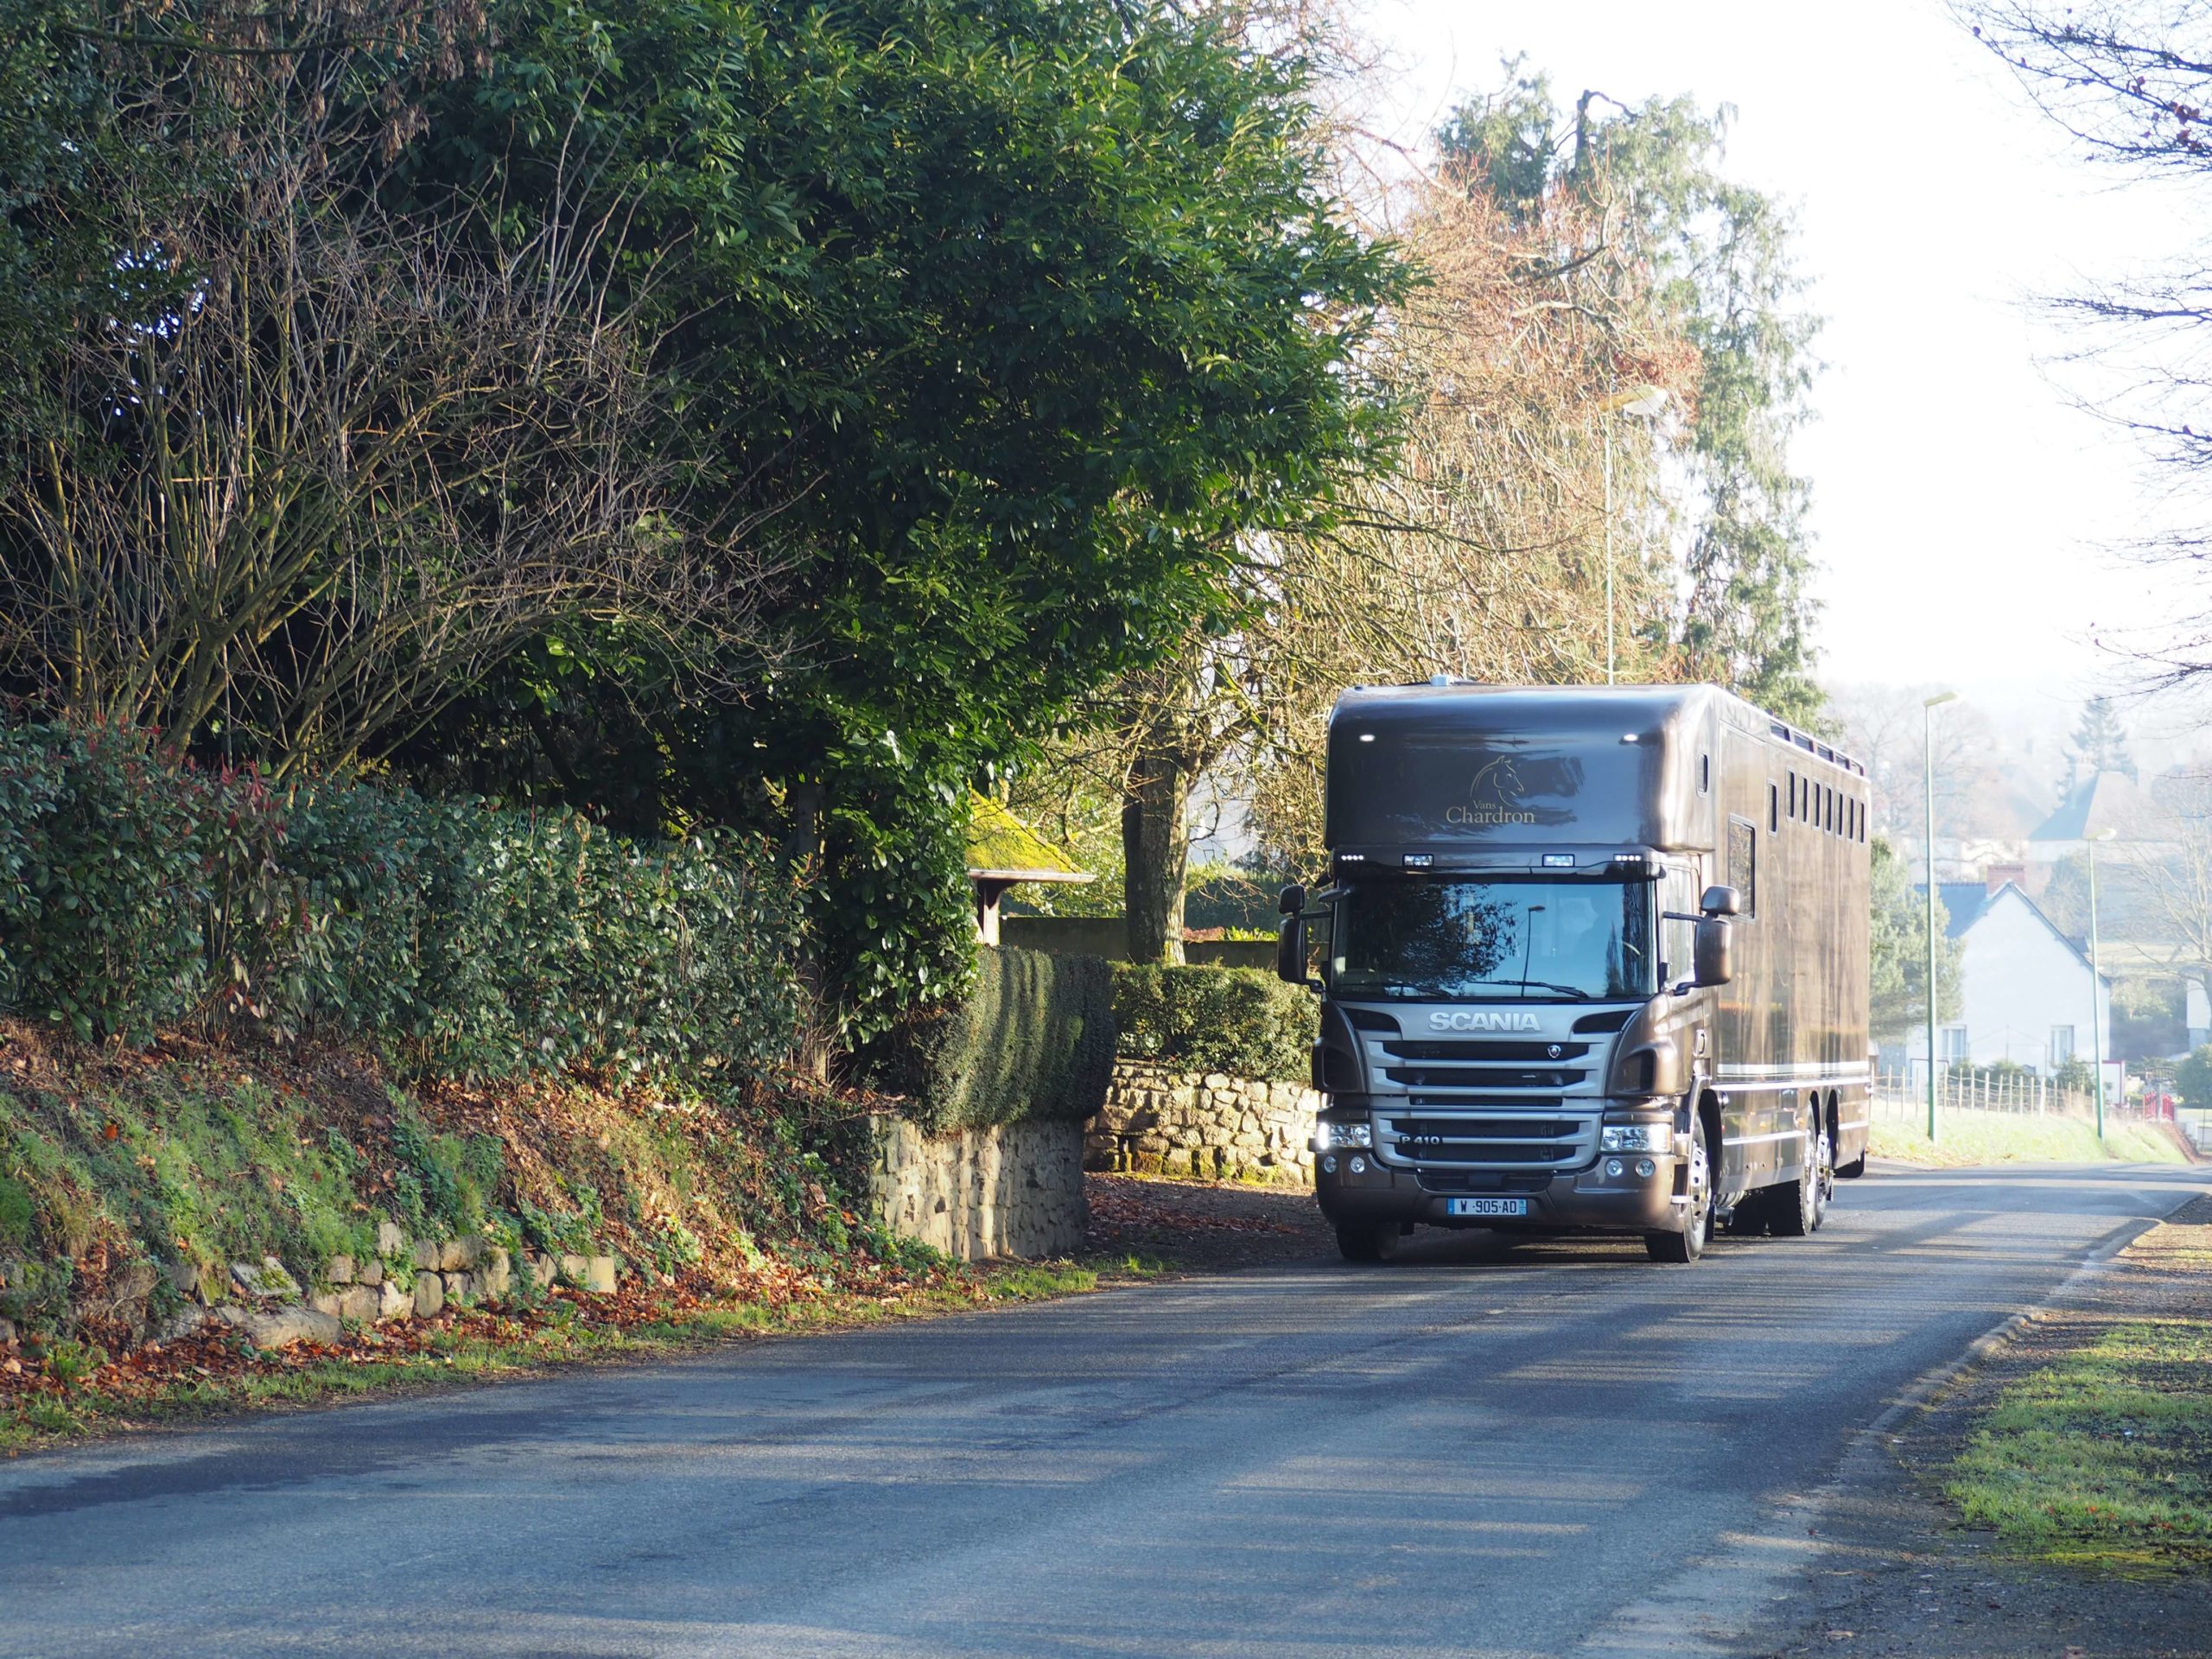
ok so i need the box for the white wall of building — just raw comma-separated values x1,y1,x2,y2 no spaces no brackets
1959,888,2109,1071
1889,887,2110,1073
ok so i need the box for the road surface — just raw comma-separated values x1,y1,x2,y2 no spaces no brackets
3,1161,2204,1659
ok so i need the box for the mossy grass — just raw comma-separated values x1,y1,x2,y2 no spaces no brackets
1947,1316,2212,1572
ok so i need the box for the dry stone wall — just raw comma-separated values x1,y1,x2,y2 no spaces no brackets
1088,1059,1319,1184
867,1116,1086,1262
0,1224,627,1354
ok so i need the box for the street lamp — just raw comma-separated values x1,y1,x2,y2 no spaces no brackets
2088,825,2118,1141
1600,387,1670,685
1923,690,1957,1144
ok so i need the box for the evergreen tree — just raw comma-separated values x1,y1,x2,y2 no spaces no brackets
2071,696,2136,782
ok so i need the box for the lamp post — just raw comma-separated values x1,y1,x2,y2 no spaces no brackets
1923,690,1957,1143
1600,387,1670,685
2088,825,2117,1141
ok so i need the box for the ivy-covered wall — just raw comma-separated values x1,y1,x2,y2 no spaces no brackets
1110,963,1316,1086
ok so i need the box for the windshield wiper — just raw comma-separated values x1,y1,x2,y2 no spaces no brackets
1459,977,1592,1001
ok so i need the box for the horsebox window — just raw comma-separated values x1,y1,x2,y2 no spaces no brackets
1769,782,1780,834
1727,816,1758,914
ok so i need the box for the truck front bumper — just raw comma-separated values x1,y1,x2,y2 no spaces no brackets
1314,1155,1684,1235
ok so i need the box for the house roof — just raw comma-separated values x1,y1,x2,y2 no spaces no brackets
966,794,1094,885
1914,879,2106,981
1932,881,1994,940
2030,769,2175,842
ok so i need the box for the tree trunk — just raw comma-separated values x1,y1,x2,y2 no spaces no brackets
1122,747,1192,965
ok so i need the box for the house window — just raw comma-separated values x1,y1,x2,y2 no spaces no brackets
1941,1026,1970,1065
2050,1026,2075,1065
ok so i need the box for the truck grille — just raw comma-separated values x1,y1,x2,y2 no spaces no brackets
1375,1038,1594,1096
1376,1108,1599,1172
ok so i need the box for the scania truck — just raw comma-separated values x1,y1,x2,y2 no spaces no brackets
1277,683,1872,1264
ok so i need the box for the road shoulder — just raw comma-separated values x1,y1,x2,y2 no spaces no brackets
1754,1193,2212,1659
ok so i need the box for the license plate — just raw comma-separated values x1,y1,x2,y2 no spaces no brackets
1446,1197,1529,1217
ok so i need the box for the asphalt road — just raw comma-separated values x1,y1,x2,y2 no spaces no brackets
3,1161,2205,1659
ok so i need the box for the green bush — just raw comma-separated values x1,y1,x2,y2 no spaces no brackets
871,949,1116,1135
0,719,803,1085
1112,963,1314,1085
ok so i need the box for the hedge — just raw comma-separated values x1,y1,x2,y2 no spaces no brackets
0,719,803,1085
1111,963,1314,1086
869,948,1116,1135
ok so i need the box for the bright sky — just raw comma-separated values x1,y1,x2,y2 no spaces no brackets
1359,0,2201,729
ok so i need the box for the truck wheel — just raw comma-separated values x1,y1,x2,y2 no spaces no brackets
1769,1123,1825,1237
1645,1117,1712,1263
1335,1223,1396,1263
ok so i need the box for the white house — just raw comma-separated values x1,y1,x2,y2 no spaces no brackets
1893,880,2112,1076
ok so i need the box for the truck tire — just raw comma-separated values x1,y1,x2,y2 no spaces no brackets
1645,1116,1712,1263
1768,1124,1827,1237
1335,1222,1396,1263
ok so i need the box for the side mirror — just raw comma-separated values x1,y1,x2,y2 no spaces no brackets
1693,916,1733,988
1700,884,1742,917
1275,915,1307,985
1278,882,1306,917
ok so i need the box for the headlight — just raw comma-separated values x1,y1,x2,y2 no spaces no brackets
1600,1123,1673,1154
1313,1121,1373,1152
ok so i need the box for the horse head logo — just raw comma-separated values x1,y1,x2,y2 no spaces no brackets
1469,755,1525,804
1448,754,1539,827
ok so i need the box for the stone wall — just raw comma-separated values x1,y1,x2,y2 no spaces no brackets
1087,1059,1319,1183
867,1116,1086,1262
0,1224,625,1355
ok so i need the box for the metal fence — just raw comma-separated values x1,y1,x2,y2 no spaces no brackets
1870,1069,2139,1121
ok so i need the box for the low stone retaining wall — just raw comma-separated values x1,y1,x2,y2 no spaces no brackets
1087,1059,1319,1183
867,1116,1086,1262
0,1224,626,1354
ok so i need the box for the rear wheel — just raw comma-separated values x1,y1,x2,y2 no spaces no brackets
1645,1116,1712,1263
1769,1121,1826,1237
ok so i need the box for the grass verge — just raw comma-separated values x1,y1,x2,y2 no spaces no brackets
1946,1316,2212,1571
1871,1109,2186,1167
0,1255,1137,1457
1943,1209,2212,1574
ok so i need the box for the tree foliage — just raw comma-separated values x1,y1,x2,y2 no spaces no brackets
1870,836,1964,1036
1442,63,1824,720
0,0,1402,1042
383,0,1402,1033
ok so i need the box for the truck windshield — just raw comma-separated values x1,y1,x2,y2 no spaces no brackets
1331,876,1656,1001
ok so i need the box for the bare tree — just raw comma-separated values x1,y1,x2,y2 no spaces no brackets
0,0,784,776
1962,2,2212,683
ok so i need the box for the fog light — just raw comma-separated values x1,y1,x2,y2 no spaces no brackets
1321,1154,1338,1175
1635,1158,1656,1179
1349,1155,1368,1175
1605,1158,1624,1178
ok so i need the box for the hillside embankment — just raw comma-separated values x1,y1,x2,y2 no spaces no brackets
0,1019,1109,1452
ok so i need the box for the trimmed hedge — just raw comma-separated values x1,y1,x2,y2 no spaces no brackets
871,948,1116,1135
1111,963,1314,1086
0,720,803,1085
